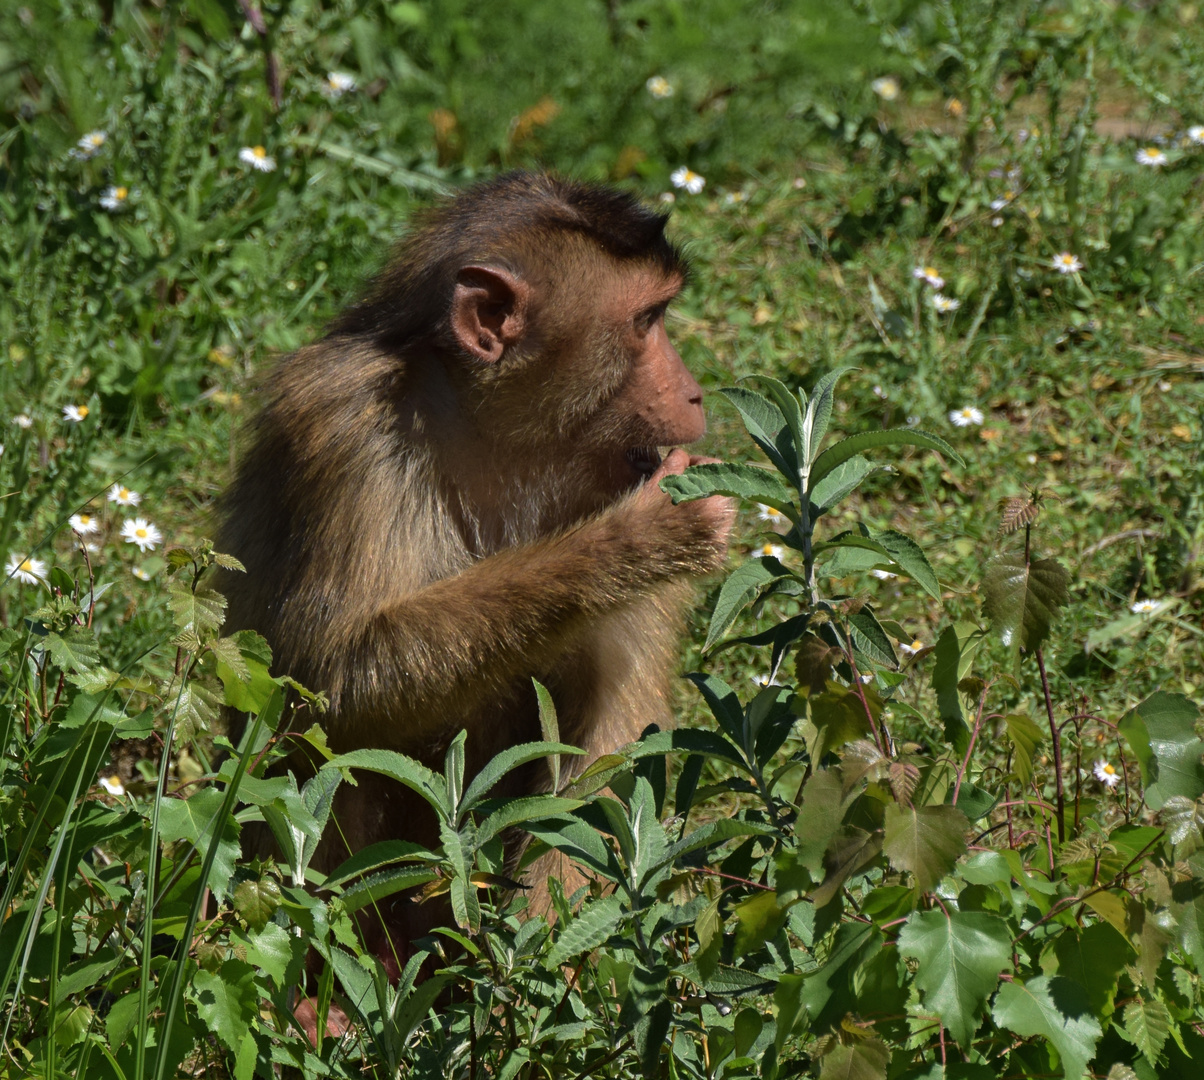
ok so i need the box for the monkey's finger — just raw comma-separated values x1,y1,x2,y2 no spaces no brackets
652,447,692,479
686,455,722,468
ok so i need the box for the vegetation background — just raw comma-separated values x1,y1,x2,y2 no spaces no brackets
1,1,1202,1078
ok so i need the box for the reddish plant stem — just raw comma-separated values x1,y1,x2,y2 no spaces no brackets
951,687,991,806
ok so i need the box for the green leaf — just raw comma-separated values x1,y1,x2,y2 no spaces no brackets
718,386,797,479
705,556,792,651
982,555,1070,665
1005,713,1044,787
896,910,1012,1047
882,804,968,893
811,428,963,487
534,678,561,792
1120,996,1170,1065
732,890,789,959
475,795,585,846
167,580,227,636
322,839,438,891
849,607,900,669
819,1038,889,1080
808,684,875,762
215,630,277,714
1172,855,1204,973
327,747,450,819
1160,795,1204,857
660,461,797,514
192,962,256,1054
336,866,438,915
232,876,282,932
44,628,99,673
804,368,853,463
1118,692,1204,811
157,787,240,902
992,975,1102,1080
548,894,624,966
458,739,582,816
685,672,745,746
810,455,875,518
795,769,852,874
757,376,809,469
1053,921,1131,1017
798,922,881,1031
811,827,884,908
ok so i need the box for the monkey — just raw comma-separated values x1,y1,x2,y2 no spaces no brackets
217,171,734,981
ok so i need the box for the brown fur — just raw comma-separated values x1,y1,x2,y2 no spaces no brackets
217,171,732,971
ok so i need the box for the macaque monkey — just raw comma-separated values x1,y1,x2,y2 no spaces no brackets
218,171,733,976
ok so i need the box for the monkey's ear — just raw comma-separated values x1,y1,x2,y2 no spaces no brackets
450,266,530,363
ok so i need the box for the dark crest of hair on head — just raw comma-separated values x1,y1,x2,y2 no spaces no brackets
330,171,688,342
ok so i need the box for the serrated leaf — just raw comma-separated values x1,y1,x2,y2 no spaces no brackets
327,748,450,818
991,975,1102,1080
43,629,98,677
548,894,624,966
732,890,789,959
192,963,256,1054
232,876,282,932
661,461,797,514
163,678,219,741
718,386,797,479
810,455,875,517
805,368,853,463
167,581,227,636
808,683,877,762
849,607,899,669
705,556,791,651
1120,996,1170,1065
757,376,809,467
1005,713,1044,787
889,761,919,806
213,551,246,572
795,769,853,874
209,636,249,682
1160,795,1204,856
882,804,967,893
1053,921,1131,1017
1118,692,1204,811
818,1038,889,1080
811,428,963,487
811,827,884,908
982,555,1070,663
157,787,240,902
896,909,1012,1047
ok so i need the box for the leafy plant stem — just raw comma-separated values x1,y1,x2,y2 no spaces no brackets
844,629,886,756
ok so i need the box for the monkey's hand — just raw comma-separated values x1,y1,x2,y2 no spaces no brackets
636,447,735,570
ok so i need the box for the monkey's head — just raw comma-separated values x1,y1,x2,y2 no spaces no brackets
335,172,707,499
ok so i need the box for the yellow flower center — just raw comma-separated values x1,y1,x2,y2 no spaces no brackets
253,145,266,158
76,405,88,418
925,267,938,277
1103,763,1116,775
910,640,924,650
135,528,147,538
115,187,127,199
19,559,32,572
119,488,130,499
79,515,91,526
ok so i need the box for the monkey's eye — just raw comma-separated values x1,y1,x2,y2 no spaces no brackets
636,303,667,333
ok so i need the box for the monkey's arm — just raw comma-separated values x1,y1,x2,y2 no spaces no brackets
338,487,725,738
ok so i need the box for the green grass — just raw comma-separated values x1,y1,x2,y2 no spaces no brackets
2,1,1203,1077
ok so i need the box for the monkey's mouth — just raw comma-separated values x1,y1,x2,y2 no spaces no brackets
625,446,663,479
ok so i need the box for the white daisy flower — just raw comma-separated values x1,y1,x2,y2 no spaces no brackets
1135,146,1167,167
1051,252,1083,274
871,76,900,101
13,414,33,429
6,554,47,585
898,638,925,657
872,384,887,399
860,673,875,684
757,504,786,525
989,192,1016,211
658,191,676,204
0,444,4,457
99,774,125,796
239,145,276,172
121,517,162,553
991,216,1004,227
63,404,89,422
723,190,747,206
107,483,141,507
321,71,356,98
645,76,674,99
931,293,960,313
751,673,779,689
670,167,705,194
99,185,130,211
871,568,898,580
1093,760,1120,788
949,406,984,427
132,567,151,581
755,542,785,560
1130,598,1163,614
912,265,945,289
69,512,99,535
1187,125,1204,146
70,130,107,160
